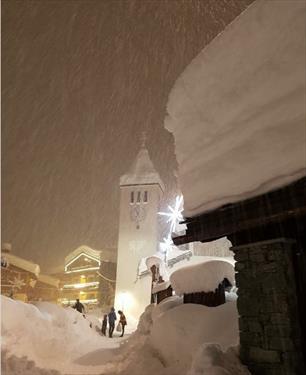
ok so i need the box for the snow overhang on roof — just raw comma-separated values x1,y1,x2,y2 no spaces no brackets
120,146,165,191
64,245,101,266
165,0,306,218
3,253,40,277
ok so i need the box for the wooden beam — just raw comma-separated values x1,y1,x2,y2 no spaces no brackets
173,177,306,245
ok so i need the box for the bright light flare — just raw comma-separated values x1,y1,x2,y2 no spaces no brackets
117,291,134,311
158,195,184,234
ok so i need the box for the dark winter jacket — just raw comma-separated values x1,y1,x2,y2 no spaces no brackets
108,310,117,325
119,313,127,326
74,301,85,314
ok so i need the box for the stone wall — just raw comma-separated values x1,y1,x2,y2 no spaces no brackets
232,238,305,375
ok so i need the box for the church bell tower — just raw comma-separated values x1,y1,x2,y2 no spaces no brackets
114,135,164,319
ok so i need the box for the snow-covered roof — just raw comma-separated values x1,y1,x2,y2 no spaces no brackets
170,259,235,295
3,253,40,277
37,274,60,288
120,145,164,191
145,255,163,270
152,280,171,294
65,245,101,266
165,0,306,217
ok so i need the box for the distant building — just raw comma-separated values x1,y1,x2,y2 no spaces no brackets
28,273,60,304
1,243,59,303
57,245,116,309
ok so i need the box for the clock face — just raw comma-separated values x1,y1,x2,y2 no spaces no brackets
130,205,146,222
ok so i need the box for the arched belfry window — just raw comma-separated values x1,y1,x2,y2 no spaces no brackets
144,191,148,203
137,191,141,204
130,191,134,204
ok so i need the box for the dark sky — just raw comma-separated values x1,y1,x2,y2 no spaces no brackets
2,0,253,271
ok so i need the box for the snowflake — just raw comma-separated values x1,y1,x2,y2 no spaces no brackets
9,277,26,290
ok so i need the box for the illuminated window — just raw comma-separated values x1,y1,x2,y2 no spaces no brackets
130,191,134,204
137,191,141,203
144,191,148,203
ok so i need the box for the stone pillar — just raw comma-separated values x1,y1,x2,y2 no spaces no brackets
232,238,305,375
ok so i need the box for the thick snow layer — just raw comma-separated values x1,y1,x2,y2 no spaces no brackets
2,252,40,276
152,280,171,294
1,295,248,375
165,0,306,217
193,237,232,258
150,302,239,373
145,255,163,269
1,296,119,373
170,259,235,295
151,295,183,321
187,344,250,375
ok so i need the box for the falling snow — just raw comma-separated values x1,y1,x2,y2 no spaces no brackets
2,0,254,270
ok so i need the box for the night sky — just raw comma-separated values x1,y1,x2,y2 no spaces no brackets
2,0,253,271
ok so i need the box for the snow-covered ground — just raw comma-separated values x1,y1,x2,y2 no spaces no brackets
1,293,250,375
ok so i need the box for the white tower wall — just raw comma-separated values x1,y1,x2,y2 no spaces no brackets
115,144,164,320
115,184,162,319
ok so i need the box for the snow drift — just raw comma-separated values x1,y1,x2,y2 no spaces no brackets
150,302,239,372
1,294,248,375
1,296,116,372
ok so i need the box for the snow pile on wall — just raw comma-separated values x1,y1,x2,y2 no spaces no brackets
193,237,232,258
170,259,235,295
165,0,306,217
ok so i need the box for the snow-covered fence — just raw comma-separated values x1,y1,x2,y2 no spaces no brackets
183,279,230,307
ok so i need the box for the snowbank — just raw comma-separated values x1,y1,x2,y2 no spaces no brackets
170,259,235,295
150,302,239,372
151,295,183,322
187,344,250,375
165,0,306,217
1,293,248,375
1,296,117,372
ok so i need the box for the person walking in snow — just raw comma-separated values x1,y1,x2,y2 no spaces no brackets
73,299,85,316
108,307,117,338
118,310,127,338
101,314,107,336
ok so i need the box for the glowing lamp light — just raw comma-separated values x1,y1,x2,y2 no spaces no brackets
159,234,173,261
158,195,184,234
117,291,133,311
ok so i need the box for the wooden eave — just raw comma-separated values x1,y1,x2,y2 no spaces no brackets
173,177,306,245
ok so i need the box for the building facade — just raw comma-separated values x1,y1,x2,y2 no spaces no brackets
1,243,59,303
58,245,116,309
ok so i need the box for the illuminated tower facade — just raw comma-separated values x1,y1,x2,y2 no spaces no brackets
115,139,164,319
